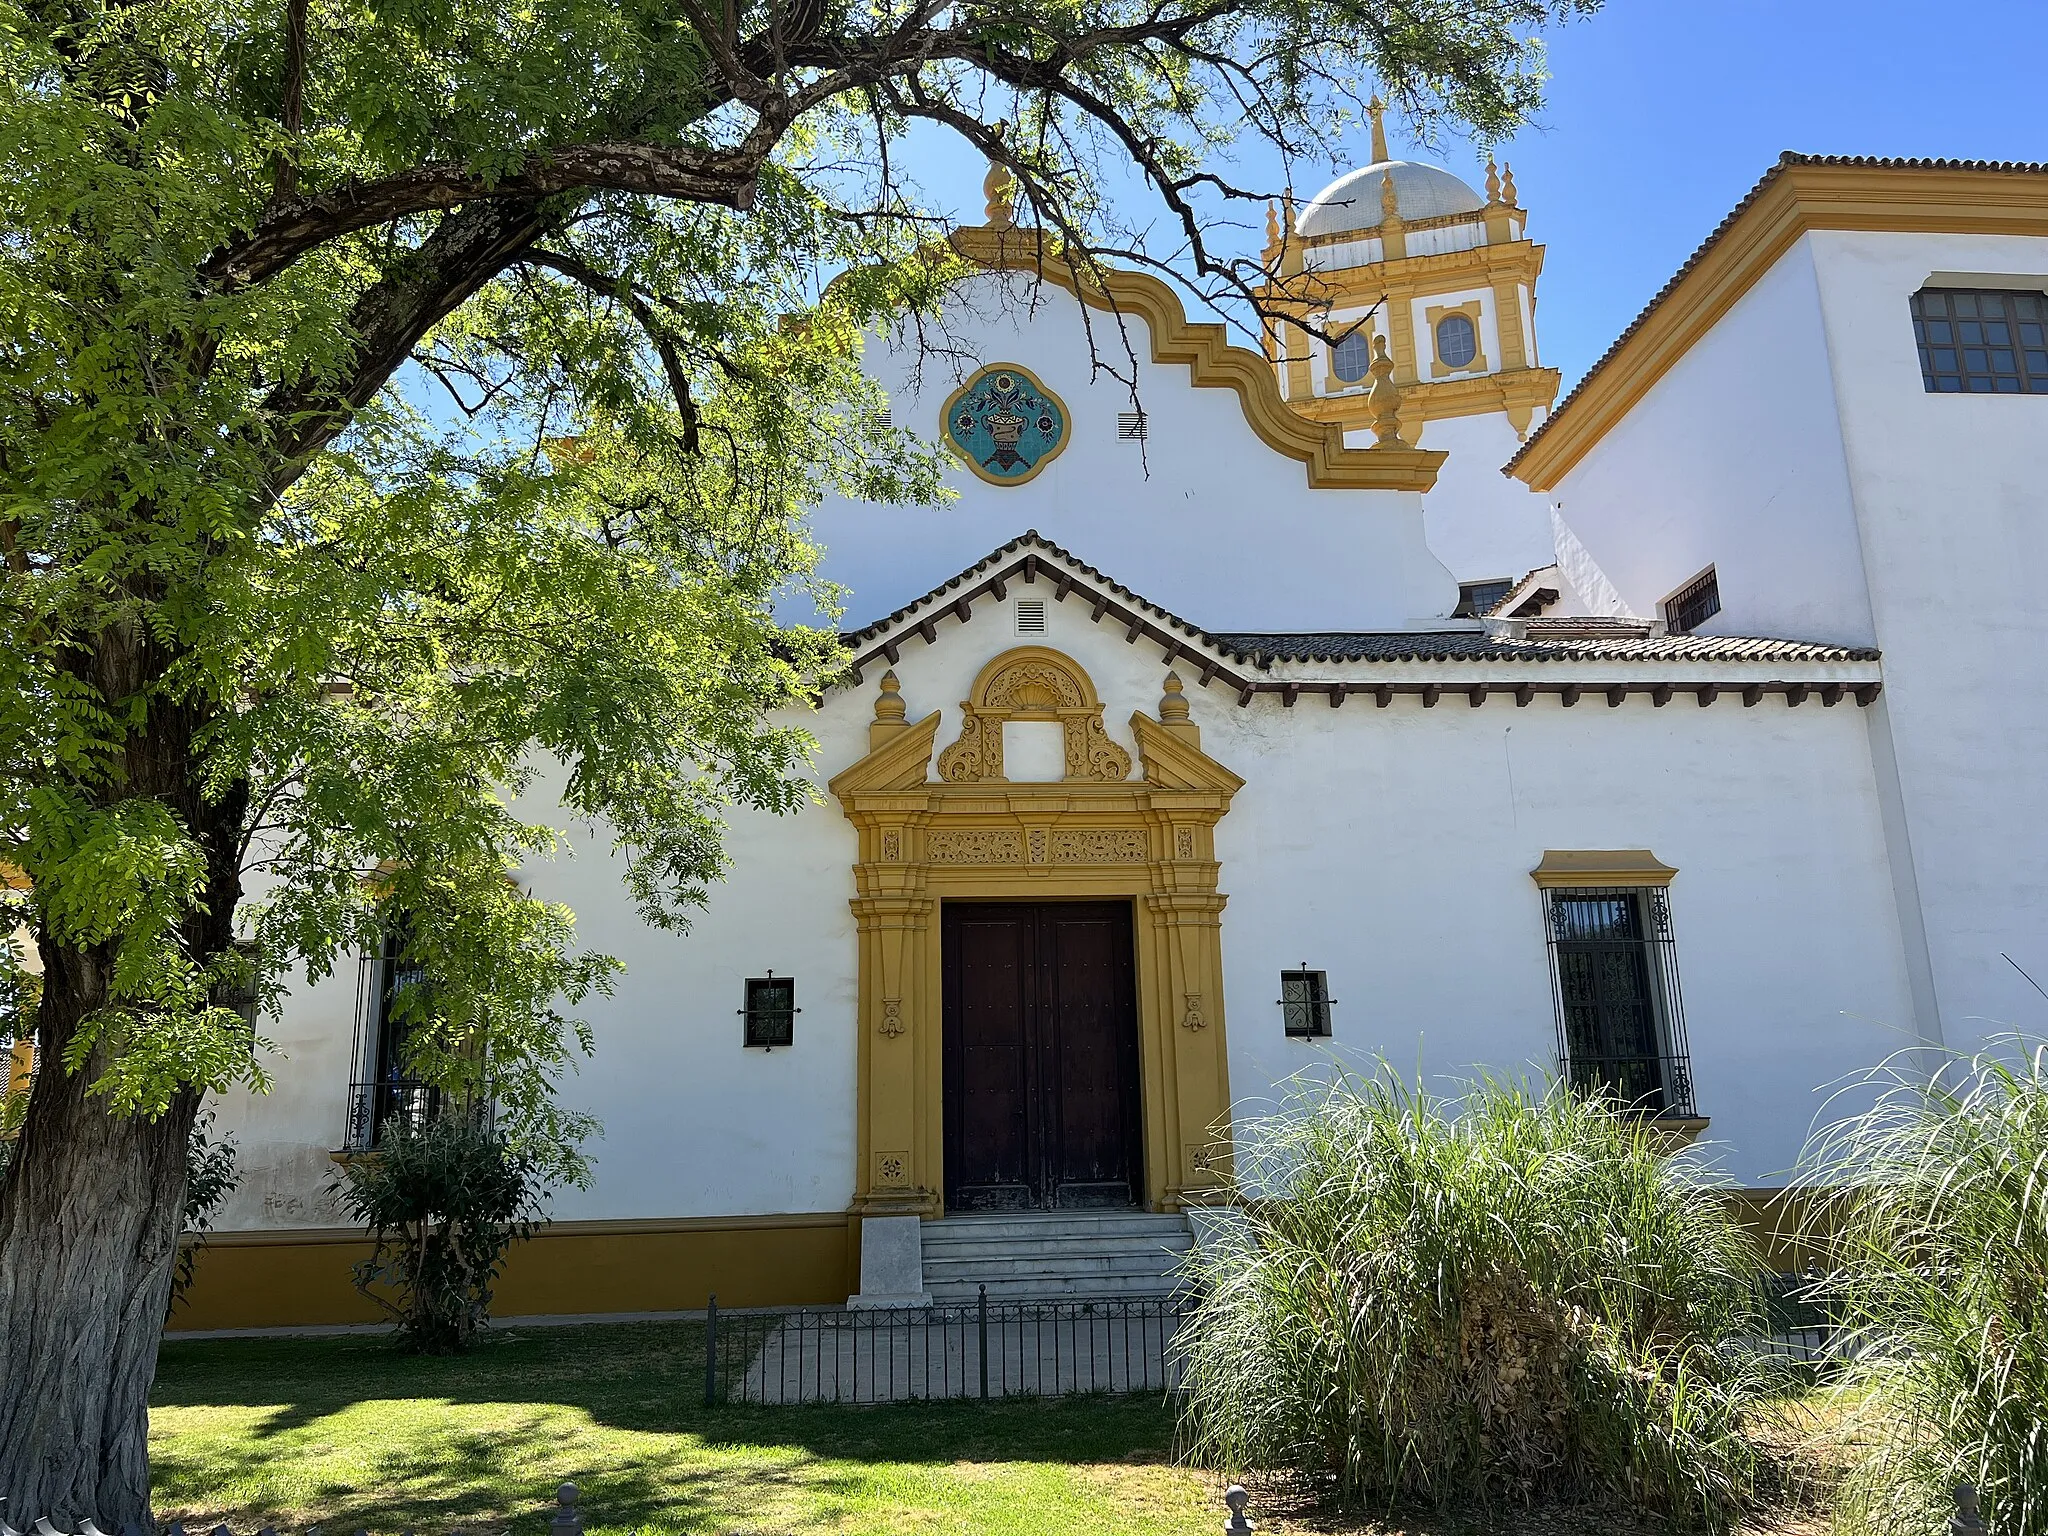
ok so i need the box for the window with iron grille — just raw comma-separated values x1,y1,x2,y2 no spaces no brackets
1279,969,1333,1038
1331,330,1372,384
1664,567,1721,635
1543,887,1695,1117
1912,289,2048,394
346,920,443,1150
742,973,798,1049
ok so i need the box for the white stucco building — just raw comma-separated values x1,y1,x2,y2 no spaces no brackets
168,146,2048,1328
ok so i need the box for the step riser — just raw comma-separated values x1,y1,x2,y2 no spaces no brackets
923,1241,1192,1263
918,1212,1194,1304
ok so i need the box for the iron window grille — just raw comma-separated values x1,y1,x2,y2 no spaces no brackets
1664,567,1721,635
1454,578,1514,618
1543,886,1696,1118
345,922,444,1151
1911,288,2048,394
742,973,798,1050
1331,329,1371,384
1279,969,1334,1038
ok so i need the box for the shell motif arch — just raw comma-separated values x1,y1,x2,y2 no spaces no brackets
935,647,1134,784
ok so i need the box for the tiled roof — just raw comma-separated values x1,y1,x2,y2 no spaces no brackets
1210,630,1879,665
1505,153,2048,476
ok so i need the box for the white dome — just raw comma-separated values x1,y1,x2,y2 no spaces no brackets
1296,160,1485,237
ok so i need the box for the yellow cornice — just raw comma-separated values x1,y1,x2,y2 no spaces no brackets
1508,160,2048,490
1290,366,1561,432
1255,239,1545,313
949,226,1445,492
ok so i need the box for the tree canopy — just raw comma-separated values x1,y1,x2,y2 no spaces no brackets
0,0,1593,1515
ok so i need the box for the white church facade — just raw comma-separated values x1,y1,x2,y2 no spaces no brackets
163,145,2048,1327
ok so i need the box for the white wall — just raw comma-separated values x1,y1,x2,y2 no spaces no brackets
215,582,1912,1228
1369,410,1557,584
804,271,1460,633
1809,228,2048,1055
1548,239,1876,644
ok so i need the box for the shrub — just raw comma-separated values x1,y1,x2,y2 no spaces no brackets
1176,1068,1773,1528
333,1112,542,1353
1802,1043,2048,1536
169,1110,240,1314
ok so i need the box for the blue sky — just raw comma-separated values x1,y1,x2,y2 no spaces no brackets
904,0,2048,392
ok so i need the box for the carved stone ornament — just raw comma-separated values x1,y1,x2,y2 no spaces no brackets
936,647,1134,784
879,997,905,1037
1181,992,1207,1031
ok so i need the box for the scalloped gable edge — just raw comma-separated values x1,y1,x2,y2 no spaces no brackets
1505,154,2048,490
945,225,1445,492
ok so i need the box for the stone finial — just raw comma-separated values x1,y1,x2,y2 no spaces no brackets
1379,167,1400,223
1159,672,1190,722
551,1483,584,1536
1367,335,1409,448
1366,94,1390,165
1484,153,1501,205
1158,671,1200,745
1223,1484,1256,1535
1263,199,1280,263
1276,191,1303,278
1502,161,1518,207
983,158,1016,230
869,669,909,750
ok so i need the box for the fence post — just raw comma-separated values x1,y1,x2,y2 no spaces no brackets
704,1294,719,1407
1223,1485,1255,1535
978,1284,990,1401
1952,1484,1987,1536
550,1483,584,1536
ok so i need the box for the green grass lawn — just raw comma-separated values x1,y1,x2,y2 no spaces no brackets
150,1322,1829,1536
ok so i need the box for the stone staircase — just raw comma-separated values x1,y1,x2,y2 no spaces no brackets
919,1211,1195,1303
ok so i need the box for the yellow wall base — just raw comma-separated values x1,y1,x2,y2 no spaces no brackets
169,1213,853,1333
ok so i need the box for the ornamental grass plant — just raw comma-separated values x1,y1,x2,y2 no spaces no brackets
1802,1043,2048,1536
1175,1069,1775,1528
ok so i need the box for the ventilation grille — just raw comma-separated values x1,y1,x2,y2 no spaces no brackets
863,407,893,433
1117,411,1148,440
1015,599,1048,634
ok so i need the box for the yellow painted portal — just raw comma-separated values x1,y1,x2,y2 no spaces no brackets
829,652,1244,1221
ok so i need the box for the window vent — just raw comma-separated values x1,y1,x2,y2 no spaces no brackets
1117,411,1148,440
741,972,798,1050
1664,567,1721,635
864,407,893,432
1279,968,1334,1039
1015,599,1048,634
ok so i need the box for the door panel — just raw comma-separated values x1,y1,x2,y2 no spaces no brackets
943,908,1037,1210
943,901,1141,1211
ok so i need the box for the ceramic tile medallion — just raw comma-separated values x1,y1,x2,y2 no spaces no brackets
941,363,1070,486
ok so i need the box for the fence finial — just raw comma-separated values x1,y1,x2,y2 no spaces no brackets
1952,1484,1987,1536
552,1483,585,1536
1223,1485,1255,1535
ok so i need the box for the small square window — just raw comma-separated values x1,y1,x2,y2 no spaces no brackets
1664,567,1721,635
1454,578,1514,618
1279,969,1333,1038
742,974,797,1049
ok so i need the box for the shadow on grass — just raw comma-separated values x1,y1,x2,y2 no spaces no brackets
151,1323,1182,1532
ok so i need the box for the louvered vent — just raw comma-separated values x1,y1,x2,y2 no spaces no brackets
1117,411,1148,440
1015,600,1048,634
864,407,893,433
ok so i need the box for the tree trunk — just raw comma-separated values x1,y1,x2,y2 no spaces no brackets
0,622,247,1528
0,993,198,1529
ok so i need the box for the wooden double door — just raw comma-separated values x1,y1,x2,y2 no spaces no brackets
942,901,1144,1211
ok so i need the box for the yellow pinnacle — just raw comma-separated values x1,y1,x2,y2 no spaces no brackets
1367,94,1390,165
983,159,1016,230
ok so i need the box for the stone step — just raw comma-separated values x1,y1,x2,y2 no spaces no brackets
924,1250,1189,1281
918,1211,1195,1303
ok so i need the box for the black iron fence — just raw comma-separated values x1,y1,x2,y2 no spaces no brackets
1755,1272,1846,1364
703,1288,1190,1405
